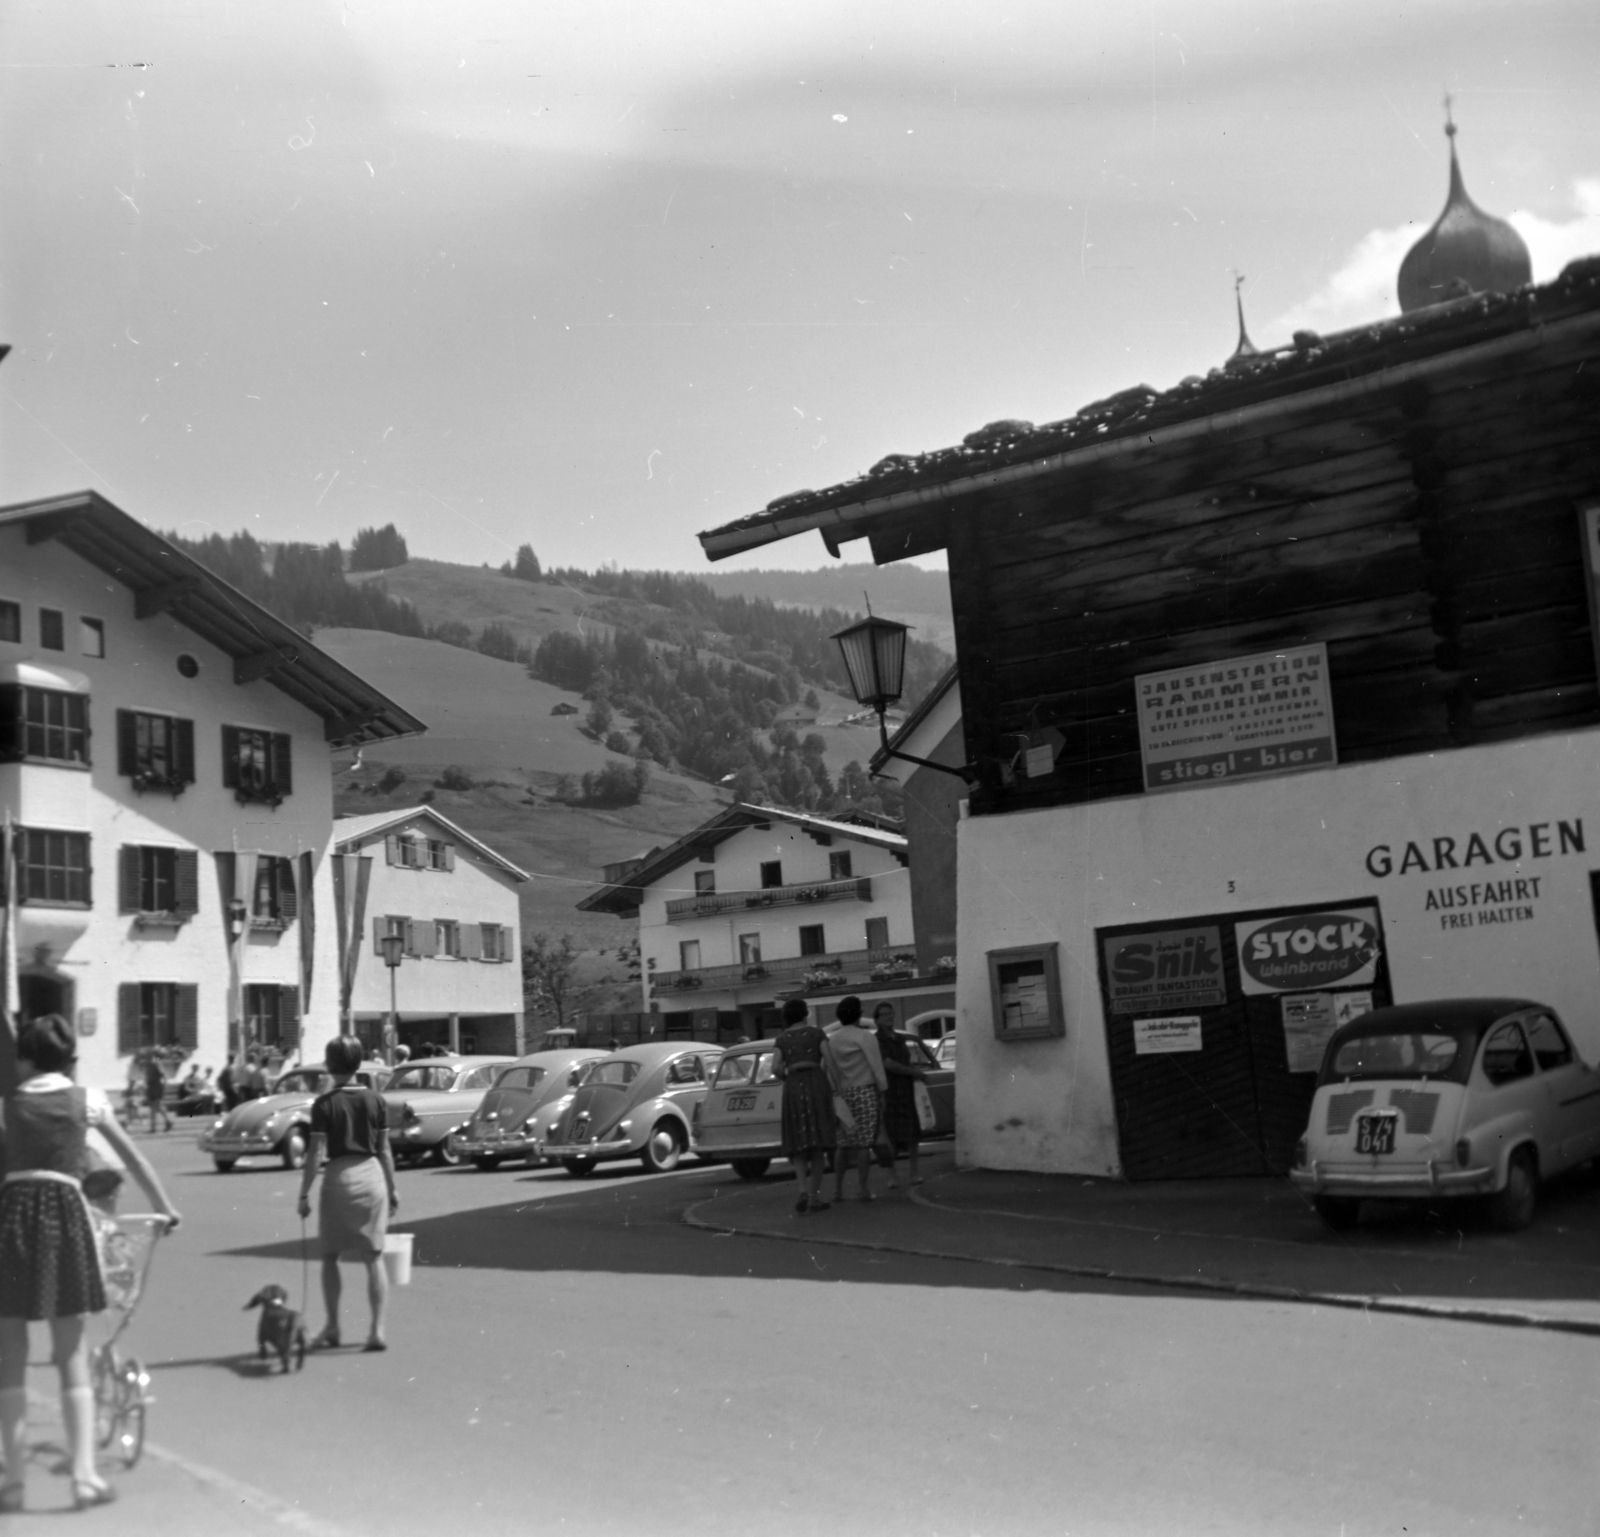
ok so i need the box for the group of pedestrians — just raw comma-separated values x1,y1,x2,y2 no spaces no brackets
772,994,931,1214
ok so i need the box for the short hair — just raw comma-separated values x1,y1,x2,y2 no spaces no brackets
834,996,863,1026
781,998,809,1026
873,1002,896,1023
19,1015,77,1074
324,1036,365,1075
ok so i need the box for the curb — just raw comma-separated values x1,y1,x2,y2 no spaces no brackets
681,1187,1600,1339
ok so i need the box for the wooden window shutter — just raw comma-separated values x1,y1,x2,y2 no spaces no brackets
117,710,137,776
174,718,196,786
175,985,199,1051
281,986,301,1046
374,915,388,955
403,918,417,957
277,858,298,922
460,923,482,960
415,920,438,958
220,725,240,788
444,844,456,872
119,846,142,913
272,733,293,796
118,983,141,1055
385,835,400,866
174,850,200,916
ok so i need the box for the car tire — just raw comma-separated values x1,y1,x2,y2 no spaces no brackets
1487,1147,1538,1232
562,1157,597,1177
640,1121,684,1174
432,1139,463,1168
1312,1195,1361,1231
212,1158,236,1174
280,1128,308,1171
472,1155,502,1172
731,1158,771,1180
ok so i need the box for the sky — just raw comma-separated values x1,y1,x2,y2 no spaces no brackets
2,0,1598,575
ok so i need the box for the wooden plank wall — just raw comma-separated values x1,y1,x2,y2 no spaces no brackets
951,331,1600,815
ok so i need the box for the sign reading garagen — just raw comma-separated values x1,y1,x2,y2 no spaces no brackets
1233,906,1383,996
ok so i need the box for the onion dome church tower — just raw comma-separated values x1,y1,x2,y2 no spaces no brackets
1397,105,1531,312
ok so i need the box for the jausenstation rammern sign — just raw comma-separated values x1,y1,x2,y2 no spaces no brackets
1136,644,1336,793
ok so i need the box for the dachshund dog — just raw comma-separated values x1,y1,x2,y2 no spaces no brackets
244,1284,308,1373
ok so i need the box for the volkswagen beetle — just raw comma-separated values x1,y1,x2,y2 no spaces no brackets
1290,998,1600,1231
199,1062,391,1172
542,1042,725,1176
448,1049,609,1169
382,1055,516,1166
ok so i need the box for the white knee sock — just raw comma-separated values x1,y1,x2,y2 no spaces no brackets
61,1387,97,1485
0,1385,27,1482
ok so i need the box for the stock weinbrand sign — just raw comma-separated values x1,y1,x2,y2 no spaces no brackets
1136,644,1336,793
1233,907,1383,996
1102,925,1227,1015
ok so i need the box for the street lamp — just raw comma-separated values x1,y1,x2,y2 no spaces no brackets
831,614,979,784
379,931,405,1064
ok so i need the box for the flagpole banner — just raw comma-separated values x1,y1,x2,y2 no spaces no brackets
2,812,19,1035
298,850,317,1016
332,852,371,1030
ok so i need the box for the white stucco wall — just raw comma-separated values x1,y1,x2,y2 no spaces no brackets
955,729,1600,1176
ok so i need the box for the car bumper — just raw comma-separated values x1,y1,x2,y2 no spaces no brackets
198,1133,281,1157
693,1137,782,1162
542,1137,634,1164
1290,1161,1496,1198
450,1132,540,1160
390,1125,451,1150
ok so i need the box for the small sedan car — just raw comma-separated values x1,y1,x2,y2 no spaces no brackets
382,1056,516,1166
693,1032,956,1178
448,1049,609,1170
199,1062,392,1173
543,1042,726,1176
1290,998,1600,1231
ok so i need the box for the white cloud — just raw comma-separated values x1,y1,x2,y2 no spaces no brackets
1269,178,1600,344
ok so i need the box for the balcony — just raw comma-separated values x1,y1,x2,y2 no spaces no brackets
650,945,909,994
664,876,871,922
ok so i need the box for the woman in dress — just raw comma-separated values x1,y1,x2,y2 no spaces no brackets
295,1036,399,1352
872,1003,928,1189
823,996,887,1203
0,1015,181,1512
771,998,834,1214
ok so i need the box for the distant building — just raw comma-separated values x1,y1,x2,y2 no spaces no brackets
550,702,580,716
0,491,422,1092
579,803,912,1039
330,806,527,1057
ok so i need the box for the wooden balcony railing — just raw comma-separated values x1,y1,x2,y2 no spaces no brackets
664,876,872,922
649,945,913,994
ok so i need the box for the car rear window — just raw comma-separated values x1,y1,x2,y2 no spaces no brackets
714,1056,756,1088
274,1071,329,1094
580,1060,641,1088
1325,1029,1464,1084
386,1065,454,1092
494,1067,545,1092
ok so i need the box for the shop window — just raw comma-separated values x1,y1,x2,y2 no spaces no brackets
245,984,300,1049
829,851,853,881
695,870,716,895
680,939,701,971
221,725,292,806
116,710,195,793
799,924,826,957
119,845,200,920
79,618,105,658
16,829,92,906
864,916,890,951
117,981,198,1053
739,933,762,964
0,686,90,766
39,608,64,651
760,860,783,889
0,601,20,643
987,943,1065,1042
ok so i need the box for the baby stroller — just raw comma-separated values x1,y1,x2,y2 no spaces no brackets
84,1173,167,1469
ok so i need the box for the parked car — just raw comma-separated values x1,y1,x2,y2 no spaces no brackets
448,1049,609,1169
693,1032,956,1178
382,1055,517,1166
1290,998,1600,1231
199,1061,392,1172
543,1042,726,1176
932,1034,957,1069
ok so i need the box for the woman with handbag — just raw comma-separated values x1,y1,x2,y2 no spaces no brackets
872,1003,929,1189
771,998,834,1214
822,996,887,1203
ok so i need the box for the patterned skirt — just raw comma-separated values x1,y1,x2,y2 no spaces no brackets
781,1068,837,1156
0,1178,107,1320
319,1155,389,1260
836,1084,881,1149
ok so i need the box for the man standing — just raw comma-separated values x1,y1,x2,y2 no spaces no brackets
144,1053,174,1134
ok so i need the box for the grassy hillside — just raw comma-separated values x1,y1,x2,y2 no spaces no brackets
697,562,954,652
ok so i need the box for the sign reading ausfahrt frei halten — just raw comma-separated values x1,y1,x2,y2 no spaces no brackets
1136,643,1336,793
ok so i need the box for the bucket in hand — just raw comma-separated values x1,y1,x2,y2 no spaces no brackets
382,1231,413,1286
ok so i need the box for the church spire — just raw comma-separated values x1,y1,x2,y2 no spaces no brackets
1226,274,1259,368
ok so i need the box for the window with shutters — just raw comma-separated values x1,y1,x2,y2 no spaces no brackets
246,984,301,1048
221,725,292,806
117,710,194,794
120,845,201,926
435,919,460,957
478,923,507,962
829,851,853,881
17,829,91,906
117,982,198,1053
799,924,826,956
427,839,453,871
0,686,90,766
251,857,298,929
375,914,415,958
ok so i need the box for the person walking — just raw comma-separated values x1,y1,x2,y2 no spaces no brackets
0,1016,181,1512
296,1036,399,1353
822,996,886,1203
143,1053,173,1134
872,1003,928,1189
771,998,835,1214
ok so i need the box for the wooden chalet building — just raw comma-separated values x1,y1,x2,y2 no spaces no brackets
698,144,1600,1179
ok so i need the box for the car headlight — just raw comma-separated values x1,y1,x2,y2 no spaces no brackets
208,1117,225,1132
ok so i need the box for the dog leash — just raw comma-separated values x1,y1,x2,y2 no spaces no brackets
298,1214,309,1318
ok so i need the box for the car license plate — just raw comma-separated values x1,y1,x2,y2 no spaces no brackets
1355,1113,1397,1155
726,1092,757,1112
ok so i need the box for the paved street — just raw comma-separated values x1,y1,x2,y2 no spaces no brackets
7,1132,1599,1536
